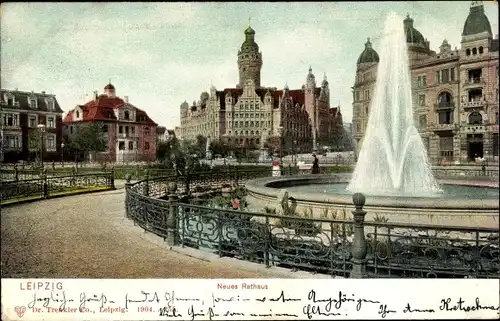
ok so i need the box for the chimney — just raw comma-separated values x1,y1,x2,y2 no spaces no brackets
124,96,129,103
93,90,98,100
41,91,46,94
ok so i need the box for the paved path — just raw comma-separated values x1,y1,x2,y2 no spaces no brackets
1,190,306,279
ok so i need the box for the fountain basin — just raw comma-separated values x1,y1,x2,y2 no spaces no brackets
245,174,499,228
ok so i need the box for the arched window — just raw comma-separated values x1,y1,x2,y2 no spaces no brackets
437,91,453,107
466,49,471,56
479,46,483,54
234,131,238,135
472,48,477,55
468,112,483,125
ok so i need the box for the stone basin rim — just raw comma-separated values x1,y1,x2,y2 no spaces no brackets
245,174,499,210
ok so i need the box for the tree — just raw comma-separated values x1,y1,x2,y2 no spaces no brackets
209,139,231,158
195,135,207,158
68,122,107,162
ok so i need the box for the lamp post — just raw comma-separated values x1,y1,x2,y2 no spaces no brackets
61,142,65,167
278,125,284,165
37,124,46,169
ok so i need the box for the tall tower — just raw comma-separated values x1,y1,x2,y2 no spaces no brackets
238,23,263,88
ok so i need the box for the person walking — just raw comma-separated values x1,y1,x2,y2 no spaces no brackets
311,153,320,174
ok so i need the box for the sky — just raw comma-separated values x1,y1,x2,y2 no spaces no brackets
1,2,498,128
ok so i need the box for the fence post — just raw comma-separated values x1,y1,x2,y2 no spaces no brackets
42,169,48,199
350,193,367,278
14,164,18,182
143,169,150,196
110,166,115,189
184,164,191,195
124,174,132,219
166,182,178,247
71,167,76,187
288,164,292,176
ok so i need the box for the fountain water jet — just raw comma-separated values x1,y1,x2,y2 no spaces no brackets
347,12,441,197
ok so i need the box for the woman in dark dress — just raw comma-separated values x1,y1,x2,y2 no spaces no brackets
311,153,320,174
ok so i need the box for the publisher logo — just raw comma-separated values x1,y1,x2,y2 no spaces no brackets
14,306,26,318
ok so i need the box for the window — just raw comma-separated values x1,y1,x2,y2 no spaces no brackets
418,94,426,106
5,135,20,148
47,99,54,111
466,48,471,56
47,136,55,150
118,141,125,150
441,69,449,83
4,114,18,126
30,98,37,108
119,126,123,134
438,111,453,124
76,111,80,118
145,142,150,150
355,91,360,101
493,133,499,156
364,90,370,100
472,47,477,55
124,111,130,120
29,116,36,128
417,75,427,87
131,127,134,135
102,124,108,133
468,112,482,125
419,115,427,128
47,117,55,128
125,126,129,136
128,142,134,150
496,112,499,125
435,71,441,84
437,92,453,107
144,127,150,135
450,68,455,82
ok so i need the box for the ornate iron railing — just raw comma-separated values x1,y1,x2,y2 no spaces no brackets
124,171,500,279
0,171,115,204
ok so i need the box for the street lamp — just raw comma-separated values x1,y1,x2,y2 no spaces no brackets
278,125,284,165
37,124,46,169
61,142,65,167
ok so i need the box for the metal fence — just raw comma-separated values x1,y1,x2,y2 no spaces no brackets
0,171,115,204
125,171,500,279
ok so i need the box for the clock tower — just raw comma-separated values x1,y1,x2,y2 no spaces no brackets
237,23,263,88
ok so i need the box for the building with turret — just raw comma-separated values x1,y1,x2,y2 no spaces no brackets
179,25,343,153
352,1,499,164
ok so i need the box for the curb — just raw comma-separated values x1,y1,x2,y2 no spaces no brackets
0,187,116,208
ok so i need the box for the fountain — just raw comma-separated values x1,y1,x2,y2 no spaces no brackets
347,12,441,197
245,13,499,228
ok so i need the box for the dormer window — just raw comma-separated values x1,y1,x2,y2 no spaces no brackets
5,94,14,106
29,97,38,109
76,110,80,118
46,99,54,111
124,111,130,120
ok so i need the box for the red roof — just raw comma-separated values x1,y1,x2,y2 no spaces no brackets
63,95,157,125
219,87,320,109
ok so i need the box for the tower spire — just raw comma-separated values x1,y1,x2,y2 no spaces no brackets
248,16,251,27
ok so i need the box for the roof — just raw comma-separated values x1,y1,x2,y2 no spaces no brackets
156,126,166,134
0,89,64,113
63,94,157,125
216,86,321,110
357,38,380,64
462,3,492,36
104,83,115,90
404,15,426,45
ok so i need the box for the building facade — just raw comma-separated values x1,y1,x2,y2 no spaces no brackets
63,84,158,163
352,1,499,164
0,89,64,163
179,26,343,153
